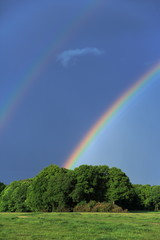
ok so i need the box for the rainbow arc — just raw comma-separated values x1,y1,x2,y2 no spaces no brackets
0,0,99,130
64,62,160,169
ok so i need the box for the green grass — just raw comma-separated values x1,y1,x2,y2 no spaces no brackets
0,212,160,240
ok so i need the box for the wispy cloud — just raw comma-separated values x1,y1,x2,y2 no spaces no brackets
57,48,104,67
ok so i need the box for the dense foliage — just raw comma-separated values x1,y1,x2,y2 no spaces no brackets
0,182,6,194
0,179,32,212
0,164,160,212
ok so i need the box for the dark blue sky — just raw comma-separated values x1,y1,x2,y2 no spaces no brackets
1,0,160,184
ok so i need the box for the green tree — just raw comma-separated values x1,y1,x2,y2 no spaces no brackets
26,165,67,211
0,179,32,212
150,185,160,211
70,165,109,204
133,184,152,210
46,170,75,211
106,167,134,209
0,182,6,195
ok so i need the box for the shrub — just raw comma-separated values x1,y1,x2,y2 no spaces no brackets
91,202,112,212
111,204,128,213
73,201,128,213
73,202,91,212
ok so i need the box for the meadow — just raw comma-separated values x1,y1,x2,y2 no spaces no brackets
0,212,160,240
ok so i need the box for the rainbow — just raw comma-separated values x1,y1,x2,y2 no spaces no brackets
0,0,99,130
64,61,160,169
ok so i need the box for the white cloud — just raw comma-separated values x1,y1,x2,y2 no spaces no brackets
57,48,104,67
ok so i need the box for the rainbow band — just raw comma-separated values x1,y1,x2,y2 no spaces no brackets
64,62,160,169
0,0,99,130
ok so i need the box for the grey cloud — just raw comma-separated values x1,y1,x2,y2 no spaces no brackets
57,48,104,67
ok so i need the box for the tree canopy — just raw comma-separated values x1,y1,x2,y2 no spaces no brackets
0,164,160,212
0,179,32,212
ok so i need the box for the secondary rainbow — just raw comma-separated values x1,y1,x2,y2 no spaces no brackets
64,62,160,169
0,0,99,131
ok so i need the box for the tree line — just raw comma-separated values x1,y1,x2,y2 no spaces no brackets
0,164,160,212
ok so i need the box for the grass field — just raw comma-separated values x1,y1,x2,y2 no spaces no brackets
0,212,160,240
